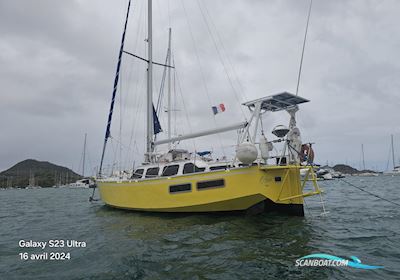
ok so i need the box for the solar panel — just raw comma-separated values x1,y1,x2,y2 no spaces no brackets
242,92,309,112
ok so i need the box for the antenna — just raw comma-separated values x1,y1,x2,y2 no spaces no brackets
296,0,313,96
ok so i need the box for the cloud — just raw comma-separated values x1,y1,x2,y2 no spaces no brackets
0,0,399,173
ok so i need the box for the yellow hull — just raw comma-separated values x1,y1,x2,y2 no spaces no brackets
97,165,314,215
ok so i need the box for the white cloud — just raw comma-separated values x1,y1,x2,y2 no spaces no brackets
1,0,399,173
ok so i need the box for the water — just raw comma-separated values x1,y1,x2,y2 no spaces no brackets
1,176,399,279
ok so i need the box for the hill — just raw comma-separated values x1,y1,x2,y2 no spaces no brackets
0,159,82,188
332,164,360,174
331,164,378,175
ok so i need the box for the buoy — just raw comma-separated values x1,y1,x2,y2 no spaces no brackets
236,142,258,164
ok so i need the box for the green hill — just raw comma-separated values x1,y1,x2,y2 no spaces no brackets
332,164,360,174
0,159,82,188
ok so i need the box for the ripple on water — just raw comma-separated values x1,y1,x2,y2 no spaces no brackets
0,177,399,279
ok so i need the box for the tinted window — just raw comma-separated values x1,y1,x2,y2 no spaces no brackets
145,167,159,178
210,166,227,171
132,169,144,179
197,179,225,190
169,183,191,193
162,165,179,176
183,163,205,174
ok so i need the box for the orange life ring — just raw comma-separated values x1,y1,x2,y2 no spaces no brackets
300,144,314,163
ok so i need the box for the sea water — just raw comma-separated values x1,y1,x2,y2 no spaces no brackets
0,176,399,279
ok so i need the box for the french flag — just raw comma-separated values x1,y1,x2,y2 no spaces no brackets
212,103,226,115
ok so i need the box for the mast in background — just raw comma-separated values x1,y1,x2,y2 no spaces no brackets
82,133,87,177
391,134,395,169
361,144,366,170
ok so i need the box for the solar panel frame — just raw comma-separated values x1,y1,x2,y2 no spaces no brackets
242,92,309,112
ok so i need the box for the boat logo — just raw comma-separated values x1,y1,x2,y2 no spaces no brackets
295,253,383,270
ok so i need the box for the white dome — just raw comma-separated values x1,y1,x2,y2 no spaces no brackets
236,142,258,164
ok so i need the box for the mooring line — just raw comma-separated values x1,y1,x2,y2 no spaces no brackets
339,178,400,207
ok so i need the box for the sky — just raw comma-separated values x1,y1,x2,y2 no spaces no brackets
0,0,399,174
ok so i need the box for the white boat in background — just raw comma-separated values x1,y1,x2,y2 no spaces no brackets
316,169,334,180
69,133,96,188
391,166,400,175
69,178,94,188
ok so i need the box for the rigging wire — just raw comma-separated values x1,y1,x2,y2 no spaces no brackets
180,0,226,158
120,0,145,168
123,1,146,168
296,0,313,96
174,61,197,152
155,41,170,116
125,71,146,167
199,0,248,102
338,178,400,207
196,0,246,119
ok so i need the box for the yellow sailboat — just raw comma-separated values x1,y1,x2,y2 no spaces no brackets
94,0,323,216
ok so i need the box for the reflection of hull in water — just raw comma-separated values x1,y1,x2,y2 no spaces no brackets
98,165,316,216
357,173,379,177
384,172,400,176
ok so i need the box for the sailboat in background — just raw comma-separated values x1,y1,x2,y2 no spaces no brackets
385,134,400,175
92,0,324,216
26,170,38,189
358,144,378,176
70,133,94,188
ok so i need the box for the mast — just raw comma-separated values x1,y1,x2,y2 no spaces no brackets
391,134,395,169
361,144,365,170
167,28,172,150
82,133,87,177
146,0,154,162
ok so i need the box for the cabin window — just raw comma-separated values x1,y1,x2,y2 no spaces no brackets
169,183,191,193
183,163,205,174
132,169,144,179
209,165,227,171
145,167,159,178
197,179,225,190
162,165,179,176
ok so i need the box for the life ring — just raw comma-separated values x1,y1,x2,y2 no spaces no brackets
300,144,314,163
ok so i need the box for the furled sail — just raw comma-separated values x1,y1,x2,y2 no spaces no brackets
98,0,131,175
153,104,162,134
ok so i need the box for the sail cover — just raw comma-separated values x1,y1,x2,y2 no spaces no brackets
153,104,162,134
